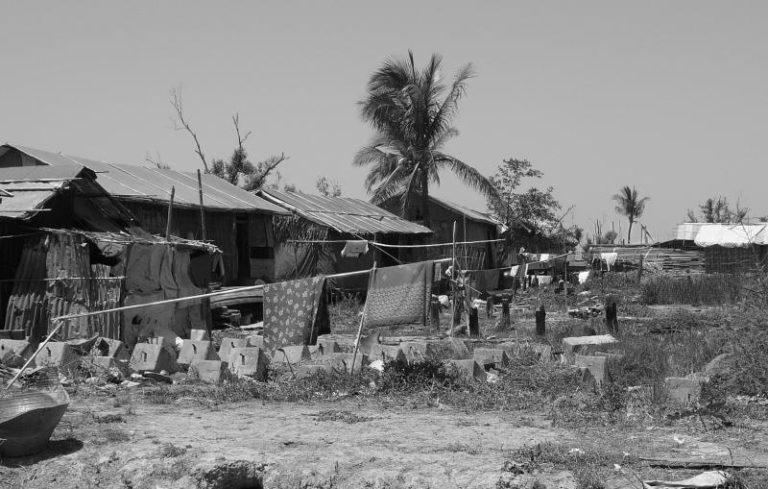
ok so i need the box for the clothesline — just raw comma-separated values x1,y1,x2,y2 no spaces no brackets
49,257,454,323
286,237,505,248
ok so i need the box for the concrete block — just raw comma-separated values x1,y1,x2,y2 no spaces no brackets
320,352,368,373
0,339,32,366
530,344,553,363
178,340,218,367
130,343,176,374
562,335,618,356
218,337,250,364
399,341,428,363
666,375,704,406
368,344,407,363
574,354,609,386
306,345,323,361
426,338,471,361
228,347,269,381
189,329,210,341
247,335,264,349
90,338,130,361
473,348,510,368
189,359,228,384
317,340,340,356
444,359,487,382
35,342,78,371
272,345,310,365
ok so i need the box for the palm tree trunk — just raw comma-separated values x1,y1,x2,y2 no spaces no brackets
627,219,633,244
421,170,430,229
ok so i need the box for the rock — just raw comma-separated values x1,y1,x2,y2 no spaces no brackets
35,342,78,373
0,339,32,367
562,334,618,357
90,338,130,360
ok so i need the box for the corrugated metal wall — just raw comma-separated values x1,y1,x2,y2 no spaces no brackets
3,233,124,339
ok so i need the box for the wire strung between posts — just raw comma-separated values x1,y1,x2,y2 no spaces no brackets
285,237,505,248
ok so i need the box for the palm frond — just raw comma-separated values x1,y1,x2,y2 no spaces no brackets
436,153,500,205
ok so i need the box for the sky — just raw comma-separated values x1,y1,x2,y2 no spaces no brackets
1,1,767,242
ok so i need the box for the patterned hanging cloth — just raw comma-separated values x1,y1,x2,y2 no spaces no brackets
263,276,330,353
363,261,434,328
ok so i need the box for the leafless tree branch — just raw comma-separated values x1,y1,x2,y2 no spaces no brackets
170,86,209,172
232,113,252,152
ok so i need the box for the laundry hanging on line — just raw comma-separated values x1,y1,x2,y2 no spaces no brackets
364,260,434,328
469,269,500,293
263,276,330,353
600,252,618,270
340,240,369,258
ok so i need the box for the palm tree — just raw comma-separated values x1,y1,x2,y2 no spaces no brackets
612,186,649,243
353,51,499,226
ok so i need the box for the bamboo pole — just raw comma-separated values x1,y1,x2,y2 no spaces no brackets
350,262,375,374
197,170,207,241
6,319,66,389
451,221,457,337
165,186,175,241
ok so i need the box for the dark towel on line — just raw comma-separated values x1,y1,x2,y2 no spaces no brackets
364,261,434,328
263,276,330,353
471,269,500,293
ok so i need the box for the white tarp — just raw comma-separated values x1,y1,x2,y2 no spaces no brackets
693,224,768,248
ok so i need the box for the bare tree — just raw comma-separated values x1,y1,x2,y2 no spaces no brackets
170,86,209,172
169,87,289,189
144,151,169,170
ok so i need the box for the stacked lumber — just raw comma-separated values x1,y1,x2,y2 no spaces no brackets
587,246,705,274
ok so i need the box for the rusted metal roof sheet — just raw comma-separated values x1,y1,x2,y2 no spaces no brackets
0,166,87,219
428,195,500,226
3,144,288,215
258,189,433,236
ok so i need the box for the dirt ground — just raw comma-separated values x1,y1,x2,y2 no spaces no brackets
3,393,768,489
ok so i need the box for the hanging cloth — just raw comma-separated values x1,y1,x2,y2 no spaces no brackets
341,240,369,258
364,261,434,328
263,276,330,353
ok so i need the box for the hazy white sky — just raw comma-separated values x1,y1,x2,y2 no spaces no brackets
2,1,766,241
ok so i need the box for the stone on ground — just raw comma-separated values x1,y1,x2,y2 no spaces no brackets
562,334,617,357
272,345,311,365
0,339,32,367
320,352,368,373
574,354,609,386
35,342,78,371
368,344,407,363
189,329,210,341
90,337,130,360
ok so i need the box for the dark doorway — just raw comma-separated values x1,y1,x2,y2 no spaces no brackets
235,220,250,284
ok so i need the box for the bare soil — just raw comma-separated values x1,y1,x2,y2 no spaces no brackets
2,393,768,489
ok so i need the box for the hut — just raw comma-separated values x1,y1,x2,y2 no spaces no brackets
0,144,289,285
257,189,433,289
379,194,502,271
683,223,768,274
0,163,219,345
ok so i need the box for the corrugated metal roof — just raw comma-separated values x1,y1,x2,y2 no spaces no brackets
258,189,433,236
693,224,768,248
428,195,500,226
3,144,288,214
0,165,87,219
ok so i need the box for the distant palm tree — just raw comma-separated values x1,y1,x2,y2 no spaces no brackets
353,51,499,226
612,186,649,243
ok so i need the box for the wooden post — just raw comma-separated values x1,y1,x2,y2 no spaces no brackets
165,186,175,241
535,305,546,336
637,255,644,283
469,306,479,337
605,300,618,334
197,169,207,241
451,221,457,337
351,262,376,374
500,296,511,330
486,296,494,319
430,298,441,330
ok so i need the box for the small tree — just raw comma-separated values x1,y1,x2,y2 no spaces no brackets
686,196,749,224
315,177,342,197
613,186,649,243
170,87,287,189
